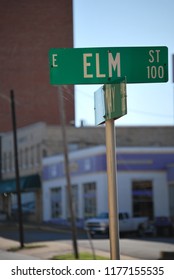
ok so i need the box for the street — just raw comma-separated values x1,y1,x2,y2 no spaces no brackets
85,237,174,260
0,224,174,259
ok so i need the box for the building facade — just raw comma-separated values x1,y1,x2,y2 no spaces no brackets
0,0,74,132
0,123,174,222
42,145,174,224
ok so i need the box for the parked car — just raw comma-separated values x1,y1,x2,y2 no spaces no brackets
84,212,150,237
154,216,174,236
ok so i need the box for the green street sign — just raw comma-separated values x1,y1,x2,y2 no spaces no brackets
94,78,127,125
49,46,168,85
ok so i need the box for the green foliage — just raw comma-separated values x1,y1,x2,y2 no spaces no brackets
51,252,109,260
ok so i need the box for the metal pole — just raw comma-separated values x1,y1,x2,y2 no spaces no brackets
0,135,2,180
10,90,24,248
58,86,79,259
105,119,120,259
172,54,174,125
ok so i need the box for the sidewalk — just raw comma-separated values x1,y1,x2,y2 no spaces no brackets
0,221,137,260
0,236,137,260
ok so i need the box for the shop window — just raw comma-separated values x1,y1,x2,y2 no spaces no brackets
132,180,153,219
11,192,36,216
83,182,96,219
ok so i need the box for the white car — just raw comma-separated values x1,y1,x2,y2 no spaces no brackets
84,212,150,237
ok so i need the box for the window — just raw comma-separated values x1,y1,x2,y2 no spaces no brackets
8,151,12,171
42,149,47,158
50,187,62,218
83,182,96,219
36,144,40,165
30,146,34,166
11,192,36,215
19,149,23,168
132,180,153,219
25,147,29,168
2,153,7,173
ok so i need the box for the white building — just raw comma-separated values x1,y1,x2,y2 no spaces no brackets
42,145,174,224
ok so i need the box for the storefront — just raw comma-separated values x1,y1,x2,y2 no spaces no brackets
0,174,41,222
42,146,174,224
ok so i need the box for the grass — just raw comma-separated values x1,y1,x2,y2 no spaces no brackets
51,252,109,260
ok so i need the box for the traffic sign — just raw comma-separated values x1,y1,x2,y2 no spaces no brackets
94,78,127,125
49,46,168,85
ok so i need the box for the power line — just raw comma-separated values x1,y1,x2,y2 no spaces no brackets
129,108,173,119
0,89,173,123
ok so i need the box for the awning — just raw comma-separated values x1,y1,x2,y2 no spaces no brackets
0,174,41,194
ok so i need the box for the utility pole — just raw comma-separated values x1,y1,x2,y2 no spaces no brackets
172,54,174,125
10,90,24,248
58,86,79,259
0,135,2,180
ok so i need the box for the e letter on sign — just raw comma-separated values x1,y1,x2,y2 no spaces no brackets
49,46,168,85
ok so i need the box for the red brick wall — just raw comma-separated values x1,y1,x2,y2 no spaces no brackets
0,0,74,131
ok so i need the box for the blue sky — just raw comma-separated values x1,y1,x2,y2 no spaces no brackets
73,0,174,126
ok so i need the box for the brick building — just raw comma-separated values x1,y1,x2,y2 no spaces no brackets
0,0,74,132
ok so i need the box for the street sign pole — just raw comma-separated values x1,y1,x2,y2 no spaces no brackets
95,80,127,260
105,119,120,260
